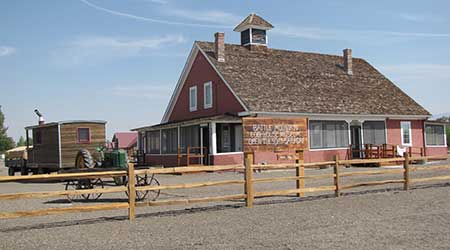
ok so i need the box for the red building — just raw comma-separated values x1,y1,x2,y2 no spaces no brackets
133,14,447,167
111,132,138,156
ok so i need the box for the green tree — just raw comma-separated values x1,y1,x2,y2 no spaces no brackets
436,116,450,148
16,136,26,147
0,106,15,153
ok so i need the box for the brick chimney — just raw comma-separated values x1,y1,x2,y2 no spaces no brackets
214,32,225,62
343,48,353,75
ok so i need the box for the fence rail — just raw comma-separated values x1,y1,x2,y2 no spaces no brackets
0,154,448,221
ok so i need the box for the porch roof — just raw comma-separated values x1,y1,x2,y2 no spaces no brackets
132,115,241,132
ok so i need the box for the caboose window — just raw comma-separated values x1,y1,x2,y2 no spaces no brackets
77,128,91,143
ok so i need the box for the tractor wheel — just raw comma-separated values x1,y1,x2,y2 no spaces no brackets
75,149,95,169
8,167,15,176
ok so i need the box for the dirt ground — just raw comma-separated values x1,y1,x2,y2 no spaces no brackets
1,159,450,250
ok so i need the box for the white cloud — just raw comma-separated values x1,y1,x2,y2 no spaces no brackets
398,13,424,22
397,13,443,23
53,35,185,66
163,9,240,26
274,25,450,44
74,35,185,49
379,64,450,114
379,64,450,82
0,46,16,57
111,84,172,99
79,0,231,28
144,0,168,4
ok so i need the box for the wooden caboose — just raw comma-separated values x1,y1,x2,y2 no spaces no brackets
25,120,106,172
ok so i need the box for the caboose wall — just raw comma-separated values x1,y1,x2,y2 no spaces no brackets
29,125,60,168
60,123,106,168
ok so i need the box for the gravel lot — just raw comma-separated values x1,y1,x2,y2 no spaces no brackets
1,158,450,250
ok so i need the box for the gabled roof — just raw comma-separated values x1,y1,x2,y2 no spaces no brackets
112,132,137,149
233,13,274,32
195,41,430,117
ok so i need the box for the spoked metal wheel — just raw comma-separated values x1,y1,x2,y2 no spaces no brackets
113,176,126,186
65,178,104,202
126,174,161,201
144,174,161,201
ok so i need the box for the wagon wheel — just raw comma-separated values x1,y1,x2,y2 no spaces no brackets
113,176,126,186
86,178,104,200
125,174,161,201
75,149,95,169
145,174,161,201
65,178,104,202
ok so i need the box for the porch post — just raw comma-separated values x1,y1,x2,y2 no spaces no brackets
200,127,203,165
210,122,217,155
359,120,365,148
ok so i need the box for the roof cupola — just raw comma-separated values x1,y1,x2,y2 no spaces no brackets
234,13,274,47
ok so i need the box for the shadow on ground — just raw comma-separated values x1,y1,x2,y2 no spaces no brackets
1,182,449,233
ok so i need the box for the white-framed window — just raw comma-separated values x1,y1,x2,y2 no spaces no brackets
180,125,200,153
400,121,412,146
363,121,386,145
189,86,197,112
161,128,178,154
146,131,160,154
425,124,446,146
309,121,349,149
204,81,213,109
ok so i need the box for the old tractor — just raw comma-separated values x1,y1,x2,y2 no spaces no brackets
65,147,160,202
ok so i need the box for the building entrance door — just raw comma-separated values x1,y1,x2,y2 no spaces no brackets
350,125,362,158
201,126,210,165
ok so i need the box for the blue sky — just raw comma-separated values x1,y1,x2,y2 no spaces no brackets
1,0,450,141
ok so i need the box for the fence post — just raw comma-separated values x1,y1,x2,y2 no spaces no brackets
403,153,410,191
128,162,136,221
296,150,305,198
334,154,341,197
244,152,254,208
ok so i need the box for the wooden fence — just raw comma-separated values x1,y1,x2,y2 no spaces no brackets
0,154,448,221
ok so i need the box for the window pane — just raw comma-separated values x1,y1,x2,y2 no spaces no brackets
146,131,160,154
310,123,322,149
189,87,197,111
363,121,386,145
324,123,336,148
401,122,411,144
78,128,90,143
217,123,241,153
336,122,349,147
204,83,212,108
180,125,199,153
425,124,445,146
310,121,348,149
161,128,178,154
241,29,250,45
252,29,267,44
222,125,231,152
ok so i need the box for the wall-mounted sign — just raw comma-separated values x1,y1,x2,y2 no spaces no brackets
243,117,308,152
